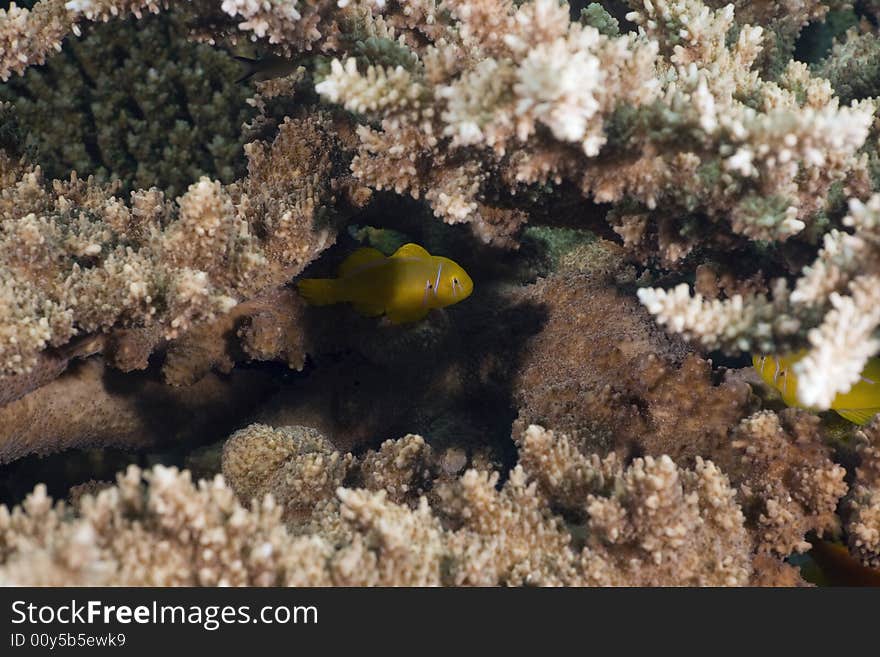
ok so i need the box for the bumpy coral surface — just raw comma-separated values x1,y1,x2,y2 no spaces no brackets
512,262,752,462
844,418,880,567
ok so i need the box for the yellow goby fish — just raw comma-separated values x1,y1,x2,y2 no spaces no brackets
753,352,880,425
297,243,474,324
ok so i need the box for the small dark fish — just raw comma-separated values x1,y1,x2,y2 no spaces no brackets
808,540,880,587
233,55,300,84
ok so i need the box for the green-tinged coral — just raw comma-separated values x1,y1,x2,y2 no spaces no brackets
0,9,253,197
521,225,597,270
579,3,619,36
815,24,880,103
351,36,420,72
348,224,410,255
797,8,859,66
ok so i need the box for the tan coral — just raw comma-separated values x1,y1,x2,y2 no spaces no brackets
0,465,335,586
1,0,75,82
844,419,880,567
162,287,307,386
358,434,436,505
0,110,353,400
512,267,751,463
314,0,871,253
1,424,765,586
0,358,275,465
728,409,848,556
222,423,353,525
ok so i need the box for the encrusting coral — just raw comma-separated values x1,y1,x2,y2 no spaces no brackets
511,240,752,463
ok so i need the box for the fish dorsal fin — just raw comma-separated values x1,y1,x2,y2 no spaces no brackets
835,408,880,426
338,247,386,278
391,243,431,260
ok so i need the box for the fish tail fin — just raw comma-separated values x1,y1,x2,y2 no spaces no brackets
233,56,258,83
835,408,880,425
297,278,341,306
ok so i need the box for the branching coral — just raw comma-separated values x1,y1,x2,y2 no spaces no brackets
0,8,255,196
0,464,324,586
844,418,880,567
639,193,880,409
5,0,877,393
815,23,880,103
0,1,77,82
3,0,878,589
0,110,355,386
727,409,848,555
310,0,873,254
1,423,763,585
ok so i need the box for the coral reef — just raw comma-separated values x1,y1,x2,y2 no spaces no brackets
0,8,253,196
0,358,276,464
727,409,847,556
314,0,872,254
1,424,762,586
638,193,880,409
0,465,317,586
4,0,880,587
844,418,880,567
512,247,752,463
222,423,353,527
0,112,354,386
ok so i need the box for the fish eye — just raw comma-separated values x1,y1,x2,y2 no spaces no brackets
453,277,459,285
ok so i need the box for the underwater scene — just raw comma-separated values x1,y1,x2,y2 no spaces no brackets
2,0,880,587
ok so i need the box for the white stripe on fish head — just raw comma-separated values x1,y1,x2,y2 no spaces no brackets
433,263,442,298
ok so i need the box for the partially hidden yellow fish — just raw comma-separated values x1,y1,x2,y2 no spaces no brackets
297,243,474,324
753,352,880,425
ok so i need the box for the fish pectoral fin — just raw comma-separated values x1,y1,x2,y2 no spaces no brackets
390,243,431,260
297,278,339,306
338,247,386,278
385,308,429,325
352,300,385,317
835,407,880,425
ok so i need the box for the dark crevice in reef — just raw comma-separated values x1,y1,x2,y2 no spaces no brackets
0,359,286,507
0,448,142,508
280,203,547,474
